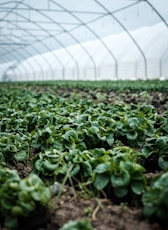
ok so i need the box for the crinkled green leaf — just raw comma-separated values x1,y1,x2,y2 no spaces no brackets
128,118,138,128
156,136,167,147
111,169,130,187
95,162,111,174
126,132,138,140
114,187,128,198
93,173,110,190
14,151,27,162
70,164,80,177
131,181,144,195
62,130,78,142
158,156,168,170
88,126,99,135
43,159,57,172
81,161,92,177
59,219,94,230
35,159,43,171
106,133,114,146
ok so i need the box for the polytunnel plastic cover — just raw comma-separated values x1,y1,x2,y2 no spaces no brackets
0,0,168,81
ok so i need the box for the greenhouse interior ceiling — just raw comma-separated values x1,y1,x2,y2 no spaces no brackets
0,0,168,81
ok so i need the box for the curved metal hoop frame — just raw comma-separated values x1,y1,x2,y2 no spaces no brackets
0,0,167,80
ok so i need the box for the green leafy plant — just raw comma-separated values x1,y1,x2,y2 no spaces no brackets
142,136,168,171
93,146,146,198
0,167,52,228
142,171,168,225
59,219,94,230
0,85,167,227
32,148,93,181
156,111,168,135
114,104,156,147
0,132,30,163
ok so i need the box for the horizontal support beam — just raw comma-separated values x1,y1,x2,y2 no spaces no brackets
0,42,27,46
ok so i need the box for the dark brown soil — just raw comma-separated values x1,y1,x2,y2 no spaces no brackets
1,88,168,230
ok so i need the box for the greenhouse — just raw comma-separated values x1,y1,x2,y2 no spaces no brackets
0,0,168,81
0,1,168,230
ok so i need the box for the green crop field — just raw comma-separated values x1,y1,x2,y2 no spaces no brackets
0,80,168,230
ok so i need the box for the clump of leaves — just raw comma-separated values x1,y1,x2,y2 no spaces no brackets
114,104,156,147
32,146,146,199
0,167,52,228
142,171,168,225
0,132,30,163
59,219,94,230
142,136,168,171
0,152,6,167
156,111,168,135
32,148,93,181
93,146,146,199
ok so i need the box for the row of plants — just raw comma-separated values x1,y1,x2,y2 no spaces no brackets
1,79,168,92
0,86,168,228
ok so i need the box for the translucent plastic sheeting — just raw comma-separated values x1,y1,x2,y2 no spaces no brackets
0,0,168,81
5,21,168,81
0,61,18,81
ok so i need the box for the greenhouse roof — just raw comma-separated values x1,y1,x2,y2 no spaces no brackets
0,0,168,81
0,0,167,63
